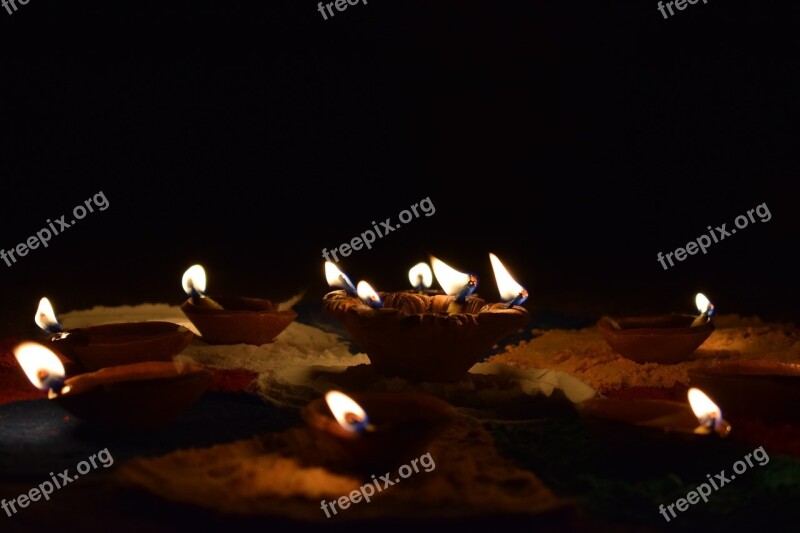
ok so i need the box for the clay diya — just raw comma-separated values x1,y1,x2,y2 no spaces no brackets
179,265,297,345
14,342,212,431
577,388,730,459
301,390,456,472
689,361,800,420
35,297,193,371
323,256,529,381
597,293,715,364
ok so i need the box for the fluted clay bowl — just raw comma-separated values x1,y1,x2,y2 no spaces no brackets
301,391,456,472
181,296,296,345
52,361,212,431
48,322,193,371
689,361,800,420
323,290,529,381
597,314,714,364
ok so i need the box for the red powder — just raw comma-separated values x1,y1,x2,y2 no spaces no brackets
209,367,259,393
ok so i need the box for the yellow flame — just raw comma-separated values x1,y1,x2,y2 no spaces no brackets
325,261,352,290
13,342,65,391
408,262,433,289
356,281,381,306
35,297,59,332
489,253,526,302
182,264,207,296
688,387,721,424
430,256,470,296
695,293,711,314
325,390,368,432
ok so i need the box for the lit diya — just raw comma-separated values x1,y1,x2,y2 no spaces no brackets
322,254,529,382
36,297,193,371
14,342,212,431
301,390,455,472
180,264,297,345
597,293,715,364
577,388,731,457
690,361,800,421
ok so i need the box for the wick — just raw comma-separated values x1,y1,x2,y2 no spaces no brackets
504,289,528,309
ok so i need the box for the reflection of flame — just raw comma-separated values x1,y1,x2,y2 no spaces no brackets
356,281,382,307
408,262,433,290
430,256,471,296
489,253,528,305
325,390,369,432
695,293,713,316
182,265,207,297
688,387,722,429
35,297,61,333
325,262,356,294
14,342,67,394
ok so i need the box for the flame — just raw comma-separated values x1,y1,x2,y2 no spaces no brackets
325,261,356,292
13,342,66,392
430,256,471,296
325,390,368,432
695,293,712,314
688,387,721,426
489,253,527,303
182,264,207,296
356,281,382,307
35,297,60,333
408,262,433,289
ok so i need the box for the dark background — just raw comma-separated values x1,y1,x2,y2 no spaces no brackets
1,0,798,337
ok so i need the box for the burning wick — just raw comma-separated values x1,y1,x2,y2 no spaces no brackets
14,342,69,398
690,293,715,327
356,281,383,308
408,262,433,294
181,264,224,309
431,256,478,314
325,390,374,433
325,262,357,296
34,297,72,341
489,253,529,309
688,387,731,438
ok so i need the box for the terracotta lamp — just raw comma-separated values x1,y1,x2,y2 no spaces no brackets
322,255,529,382
14,342,212,431
179,264,297,345
597,293,715,364
301,390,456,472
35,297,193,371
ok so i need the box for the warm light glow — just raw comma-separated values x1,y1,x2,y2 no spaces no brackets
35,297,60,333
408,262,433,290
325,261,356,293
182,264,207,296
695,293,711,314
489,253,527,303
430,256,471,296
356,281,382,307
688,387,722,427
325,390,368,432
13,342,66,392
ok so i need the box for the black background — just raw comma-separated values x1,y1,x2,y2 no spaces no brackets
1,0,798,337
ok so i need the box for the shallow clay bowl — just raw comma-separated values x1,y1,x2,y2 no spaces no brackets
323,290,529,382
301,391,456,472
49,322,193,371
53,361,212,431
181,296,297,345
576,398,727,463
689,361,800,420
597,314,714,364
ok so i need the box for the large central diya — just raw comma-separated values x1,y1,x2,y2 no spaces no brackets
323,255,529,381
